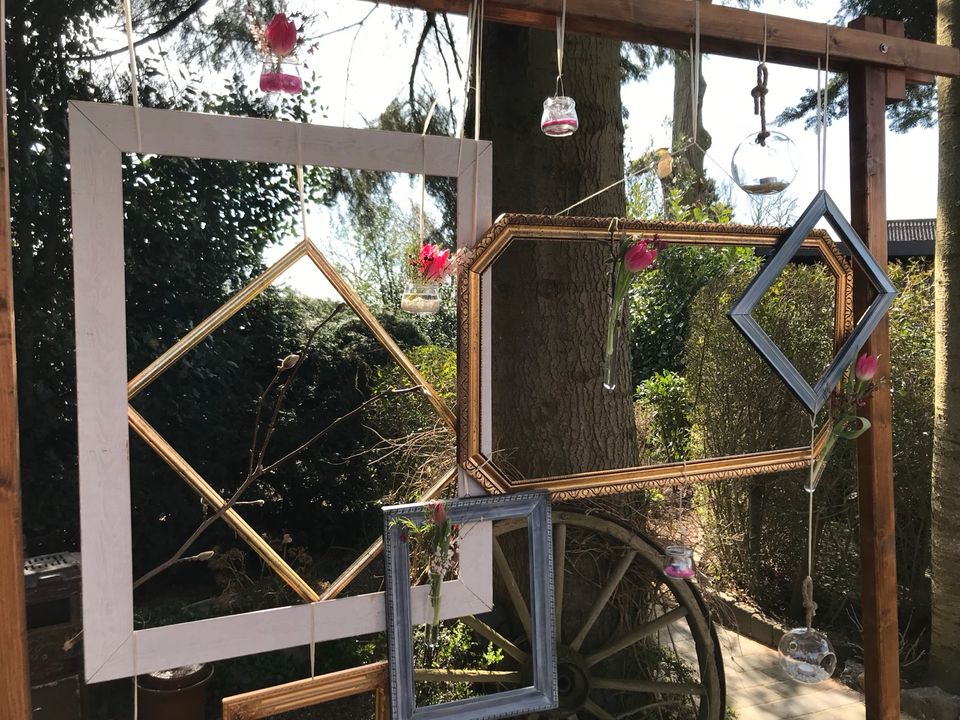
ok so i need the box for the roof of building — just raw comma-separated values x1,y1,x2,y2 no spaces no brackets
888,219,936,246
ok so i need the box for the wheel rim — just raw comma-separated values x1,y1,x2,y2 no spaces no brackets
414,507,726,720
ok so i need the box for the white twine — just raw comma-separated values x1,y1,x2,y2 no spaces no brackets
420,99,438,244
121,0,143,152
295,127,308,240
817,27,832,191
555,0,567,96
691,2,701,147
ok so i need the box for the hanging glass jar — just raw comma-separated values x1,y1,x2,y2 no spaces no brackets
778,627,837,683
541,96,579,137
663,545,697,579
260,60,303,95
731,130,799,195
401,280,441,315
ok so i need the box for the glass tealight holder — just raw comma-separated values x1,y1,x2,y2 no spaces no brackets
541,96,579,137
731,130,799,195
259,60,303,95
400,280,441,314
778,627,837,684
663,545,697,579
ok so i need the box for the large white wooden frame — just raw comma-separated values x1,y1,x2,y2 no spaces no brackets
68,101,493,683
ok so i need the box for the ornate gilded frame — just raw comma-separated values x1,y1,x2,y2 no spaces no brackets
221,661,390,720
457,214,852,500
69,101,493,682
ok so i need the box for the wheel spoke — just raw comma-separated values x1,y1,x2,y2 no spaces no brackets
570,550,637,651
554,522,567,642
585,606,688,667
461,615,529,664
584,698,617,720
492,535,532,640
592,677,705,696
414,668,525,684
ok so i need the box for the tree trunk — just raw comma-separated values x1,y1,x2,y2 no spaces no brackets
480,25,637,478
930,0,960,692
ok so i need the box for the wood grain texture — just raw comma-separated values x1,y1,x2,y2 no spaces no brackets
848,16,901,720
0,0,31,715
362,0,960,77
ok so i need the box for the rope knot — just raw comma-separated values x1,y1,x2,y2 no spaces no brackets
802,575,818,630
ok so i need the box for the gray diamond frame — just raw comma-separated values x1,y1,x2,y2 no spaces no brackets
382,491,558,720
729,190,898,415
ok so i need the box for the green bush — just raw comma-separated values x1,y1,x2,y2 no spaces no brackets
636,370,691,463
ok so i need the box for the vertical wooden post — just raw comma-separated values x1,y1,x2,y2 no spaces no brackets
0,0,31,717
848,16,900,720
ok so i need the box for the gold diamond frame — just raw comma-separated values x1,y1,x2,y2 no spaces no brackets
69,102,492,682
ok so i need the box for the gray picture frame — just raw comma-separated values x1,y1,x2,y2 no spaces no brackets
728,189,898,415
382,491,558,720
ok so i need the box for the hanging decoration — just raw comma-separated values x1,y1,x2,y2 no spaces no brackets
808,352,878,491
255,13,303,95
541,0,578,136
731,22,799,194
663,461,697,579
391,501,460,651
603,222,660,391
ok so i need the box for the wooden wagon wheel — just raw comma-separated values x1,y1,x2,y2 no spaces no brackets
415,507,726,719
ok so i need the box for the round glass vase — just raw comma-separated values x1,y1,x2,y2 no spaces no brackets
778,627,837,684
663,545,697,579
401,280,441,314
259,59,303,95
541,96,579,137
731,130,799,195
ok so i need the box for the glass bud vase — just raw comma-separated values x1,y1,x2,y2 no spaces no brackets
426,571,443,650
663,545,697,579
778,627,837,683
259,59,303,95
602,296,623,391
806,436,838,493
400,280,441,314
541,96,579,137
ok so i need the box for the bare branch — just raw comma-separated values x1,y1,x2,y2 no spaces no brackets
409,13,437,118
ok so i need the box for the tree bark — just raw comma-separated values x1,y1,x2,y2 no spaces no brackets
480,25,638,478
929,0,960,692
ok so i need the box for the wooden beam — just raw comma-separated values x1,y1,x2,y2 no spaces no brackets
369,0,960,78
848,16,901,720
0,0,32,716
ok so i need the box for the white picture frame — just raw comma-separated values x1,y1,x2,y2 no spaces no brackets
68,101,493,683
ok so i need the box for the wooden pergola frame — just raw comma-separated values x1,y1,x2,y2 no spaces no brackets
0,2,957,719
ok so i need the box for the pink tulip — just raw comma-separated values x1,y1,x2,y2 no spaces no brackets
624,241,657,272
265,13,297,58
855,352,878,382
431,501,446,526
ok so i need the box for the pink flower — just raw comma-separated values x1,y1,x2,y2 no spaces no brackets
265,13,297,58
419,244,450,280
855,352,878,382
431,501,446,525
624,241,657,272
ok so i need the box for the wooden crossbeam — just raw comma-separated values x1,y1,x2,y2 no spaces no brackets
368,0,960,78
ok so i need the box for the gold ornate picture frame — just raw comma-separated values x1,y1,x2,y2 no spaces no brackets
457,214,851,500
221,661,390,720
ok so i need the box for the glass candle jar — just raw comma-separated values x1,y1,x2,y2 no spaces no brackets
541,96,579,137
731,130,799,195
400,280,441,314
778,627,837,684
663,545,697,579
259,60,303,95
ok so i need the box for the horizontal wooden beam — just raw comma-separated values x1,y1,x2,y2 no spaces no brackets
370,0,960,78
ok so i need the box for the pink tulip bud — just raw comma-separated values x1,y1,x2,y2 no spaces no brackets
265,13,297,58
855,352,878,382
431,501,446,526
624,241,657,272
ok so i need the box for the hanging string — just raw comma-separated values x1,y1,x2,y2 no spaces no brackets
816,27,832,191
679,458,689,548
121,0,143,152
691,2,701,147
802,415,819,630
752,16,770,146
555,0,567,96
295,127,308,240
419,99,439,245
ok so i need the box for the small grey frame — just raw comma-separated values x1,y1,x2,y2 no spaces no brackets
729,189,898,415
382,491,558,720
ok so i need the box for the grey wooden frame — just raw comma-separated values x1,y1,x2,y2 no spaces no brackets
382,492,558,720
729,189,898,415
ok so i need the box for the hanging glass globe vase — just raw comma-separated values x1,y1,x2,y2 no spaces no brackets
731,130,799,195
778,627,837,683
